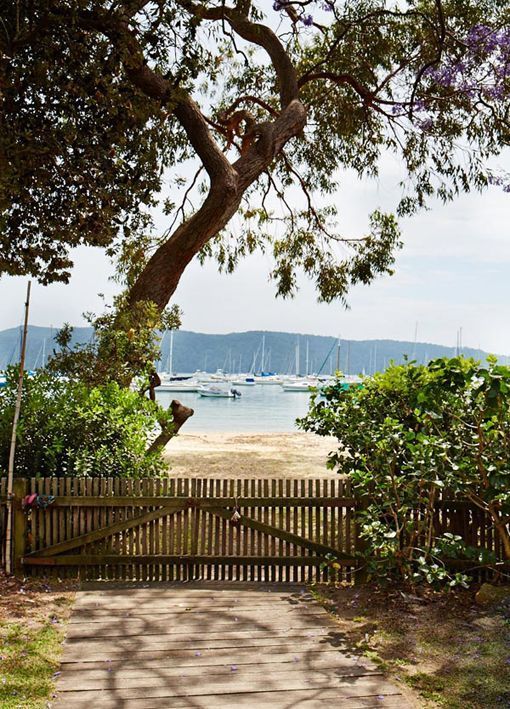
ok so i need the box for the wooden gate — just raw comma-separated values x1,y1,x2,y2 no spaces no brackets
12,477,360,583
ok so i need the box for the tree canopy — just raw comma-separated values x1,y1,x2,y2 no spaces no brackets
2,0,509,309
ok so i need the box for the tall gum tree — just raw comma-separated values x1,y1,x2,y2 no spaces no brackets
2,0,510,322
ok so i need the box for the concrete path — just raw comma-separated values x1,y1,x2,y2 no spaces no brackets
54,584,412,708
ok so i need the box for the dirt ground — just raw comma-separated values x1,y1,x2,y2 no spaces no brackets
163,431,339,478
0,572,76,627
313,583,510,708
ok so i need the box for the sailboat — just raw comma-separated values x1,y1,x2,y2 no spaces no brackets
158,331,200,392
231,376,256,386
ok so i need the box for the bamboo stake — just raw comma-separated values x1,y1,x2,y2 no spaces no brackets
5,281,31,575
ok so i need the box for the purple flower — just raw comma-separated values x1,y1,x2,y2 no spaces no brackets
413,98,427,112
302,14,314,26
419,118,434,132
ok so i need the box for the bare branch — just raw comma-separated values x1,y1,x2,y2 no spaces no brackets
166,166,205,235
174,1,299,108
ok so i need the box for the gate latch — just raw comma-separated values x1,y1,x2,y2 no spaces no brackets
230,498,241,525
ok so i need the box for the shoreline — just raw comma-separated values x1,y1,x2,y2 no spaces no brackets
163,430,338,478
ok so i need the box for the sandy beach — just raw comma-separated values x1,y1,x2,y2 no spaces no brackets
163,431,338,478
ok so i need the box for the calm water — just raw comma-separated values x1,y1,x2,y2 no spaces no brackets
155,385,314,432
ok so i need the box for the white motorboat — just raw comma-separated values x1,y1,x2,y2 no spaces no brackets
198,386,242,398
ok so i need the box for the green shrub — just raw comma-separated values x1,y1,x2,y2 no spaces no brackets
299,357,510,585
0,367,169,478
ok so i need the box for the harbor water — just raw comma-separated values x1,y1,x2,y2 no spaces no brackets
155,385,314,432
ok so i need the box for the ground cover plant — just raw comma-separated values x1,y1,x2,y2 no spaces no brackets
312,582,510,708
0,571,76,708
300,356,510,585
0,366,170,477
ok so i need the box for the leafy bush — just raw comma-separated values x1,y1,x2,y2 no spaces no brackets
300,357,510,585
0,367,170,478
47,296,180,388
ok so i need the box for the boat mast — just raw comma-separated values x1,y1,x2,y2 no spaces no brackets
295,337,300,376
169,330,174,376
250,343,259,374
305,341,309,376
261,335,265,373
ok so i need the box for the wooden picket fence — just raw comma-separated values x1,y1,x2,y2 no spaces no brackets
3,477,360,583
0,476,508,583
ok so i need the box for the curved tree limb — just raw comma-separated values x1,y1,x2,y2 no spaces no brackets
147,399,195,455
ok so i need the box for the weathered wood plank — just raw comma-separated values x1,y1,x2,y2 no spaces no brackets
23,553,357,567
65,615,331,639
59,630,345,659
57,664,384,690
71,601,317,615
53,690,406,709
54,675,406,702
59,648,376,670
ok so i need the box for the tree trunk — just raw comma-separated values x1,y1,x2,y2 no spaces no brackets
128,179,241,310
128,100,307,313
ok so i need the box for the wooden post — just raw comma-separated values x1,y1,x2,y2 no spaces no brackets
5,281,31,575
354,493,370,585
12,478,27,577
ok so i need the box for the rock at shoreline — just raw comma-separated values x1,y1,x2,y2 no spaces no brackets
475,583,510,606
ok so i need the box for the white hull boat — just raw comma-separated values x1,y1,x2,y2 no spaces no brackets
198,386,242,398
281,378,318,392
231,377,256,386
158,381,200,393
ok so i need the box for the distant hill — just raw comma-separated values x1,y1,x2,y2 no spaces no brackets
0,325,505,375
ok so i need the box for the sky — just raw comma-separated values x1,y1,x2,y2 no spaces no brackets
1,152,509,354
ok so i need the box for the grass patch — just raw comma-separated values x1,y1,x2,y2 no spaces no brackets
312,582,510,708
0,620,65,708
0,572,76,708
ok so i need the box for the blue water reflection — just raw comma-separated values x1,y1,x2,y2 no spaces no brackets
155,385,313,432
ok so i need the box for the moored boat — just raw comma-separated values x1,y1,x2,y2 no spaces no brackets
158,380,200,393
281,378,318,392
253,373,282,385
231,377,256,386
198,386,242,398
